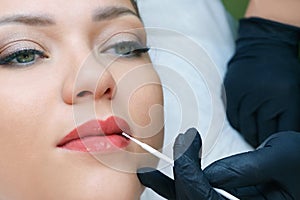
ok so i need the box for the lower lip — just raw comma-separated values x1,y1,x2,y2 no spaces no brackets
59,135,129,152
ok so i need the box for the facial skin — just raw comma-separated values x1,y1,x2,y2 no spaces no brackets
0,0,164,199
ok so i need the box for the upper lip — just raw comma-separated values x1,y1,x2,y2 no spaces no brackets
57,116,131,147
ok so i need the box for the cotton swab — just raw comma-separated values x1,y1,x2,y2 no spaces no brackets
122,132,240,200
122,132,174,165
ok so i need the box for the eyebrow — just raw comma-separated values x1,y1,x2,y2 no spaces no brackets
0,6,139,27
0,14,55,26
92,6,139,21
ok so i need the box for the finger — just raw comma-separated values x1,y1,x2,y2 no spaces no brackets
258,119,277,144
223,181,289,200
278,95,300,132
137,167,175,199
204,148,293,200
173,129,224,199
229,186,279,200
174,144,223,199
173,128,201,161
256,106,278,145
236,91,268,147
257,118,277,145
279,110,300,131
256,95,300,144
238,99,258,147
203,149,274,189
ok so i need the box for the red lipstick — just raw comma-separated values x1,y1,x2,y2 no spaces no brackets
57,116,130,152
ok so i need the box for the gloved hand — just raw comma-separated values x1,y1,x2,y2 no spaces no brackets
224,17,300,147
204,131,300,200
137,128,225,200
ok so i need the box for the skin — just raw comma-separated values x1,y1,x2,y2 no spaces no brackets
246,0,300,27
0,0,164,199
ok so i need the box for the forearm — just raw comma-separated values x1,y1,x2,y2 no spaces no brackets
245,0,300,27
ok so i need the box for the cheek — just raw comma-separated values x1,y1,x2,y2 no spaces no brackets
129,84,163,126
111,64,164,138
0,78,46,146
0,76,55,143
128,83,164,147
0,74,58,196
0,69,61,138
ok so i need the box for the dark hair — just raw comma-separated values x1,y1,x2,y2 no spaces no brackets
130,0,140,17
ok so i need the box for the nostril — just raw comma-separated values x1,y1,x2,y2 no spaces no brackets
77,90,93,97
103,88,115,100
76,88,112,99
104,88,111,95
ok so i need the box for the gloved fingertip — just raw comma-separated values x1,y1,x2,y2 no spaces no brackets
174,128,201,149
186,128,201,146
174,128,201,163
186,127,200,139
174,133,185,145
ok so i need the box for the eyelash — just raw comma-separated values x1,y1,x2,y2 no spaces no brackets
0,49,48,67
101,41,149,58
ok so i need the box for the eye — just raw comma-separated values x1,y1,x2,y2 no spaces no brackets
113,41,149,57
0,49,49,67
101,41,149,58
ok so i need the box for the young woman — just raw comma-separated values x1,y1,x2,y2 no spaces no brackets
0,0,164,199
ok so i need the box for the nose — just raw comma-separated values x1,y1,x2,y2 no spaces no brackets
62,54,116,105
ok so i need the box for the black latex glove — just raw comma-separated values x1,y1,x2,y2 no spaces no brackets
137,128,225,200
224,17,300,147
204,131,300,200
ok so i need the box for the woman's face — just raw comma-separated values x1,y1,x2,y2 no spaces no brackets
0,0,164,199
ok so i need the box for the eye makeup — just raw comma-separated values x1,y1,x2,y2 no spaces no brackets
101,40,149,57
0,40,49,67
0,49,48,66
97,31,149,58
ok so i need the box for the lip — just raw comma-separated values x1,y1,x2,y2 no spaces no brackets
57,116,131,152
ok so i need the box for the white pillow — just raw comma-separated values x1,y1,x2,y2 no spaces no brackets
138,0,253,199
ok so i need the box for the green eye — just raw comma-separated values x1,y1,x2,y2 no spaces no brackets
115,43,135,55
15,51,35,63
0,49,48,66
102,41,149,57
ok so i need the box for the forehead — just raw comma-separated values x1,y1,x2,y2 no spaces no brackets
0,0,136,19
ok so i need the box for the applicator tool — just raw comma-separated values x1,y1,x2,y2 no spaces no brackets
122,132,240,200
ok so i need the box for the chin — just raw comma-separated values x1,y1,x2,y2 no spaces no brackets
3,159,143,200
48,165,143,200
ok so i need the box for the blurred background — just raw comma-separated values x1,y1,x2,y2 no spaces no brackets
221,0,249,19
